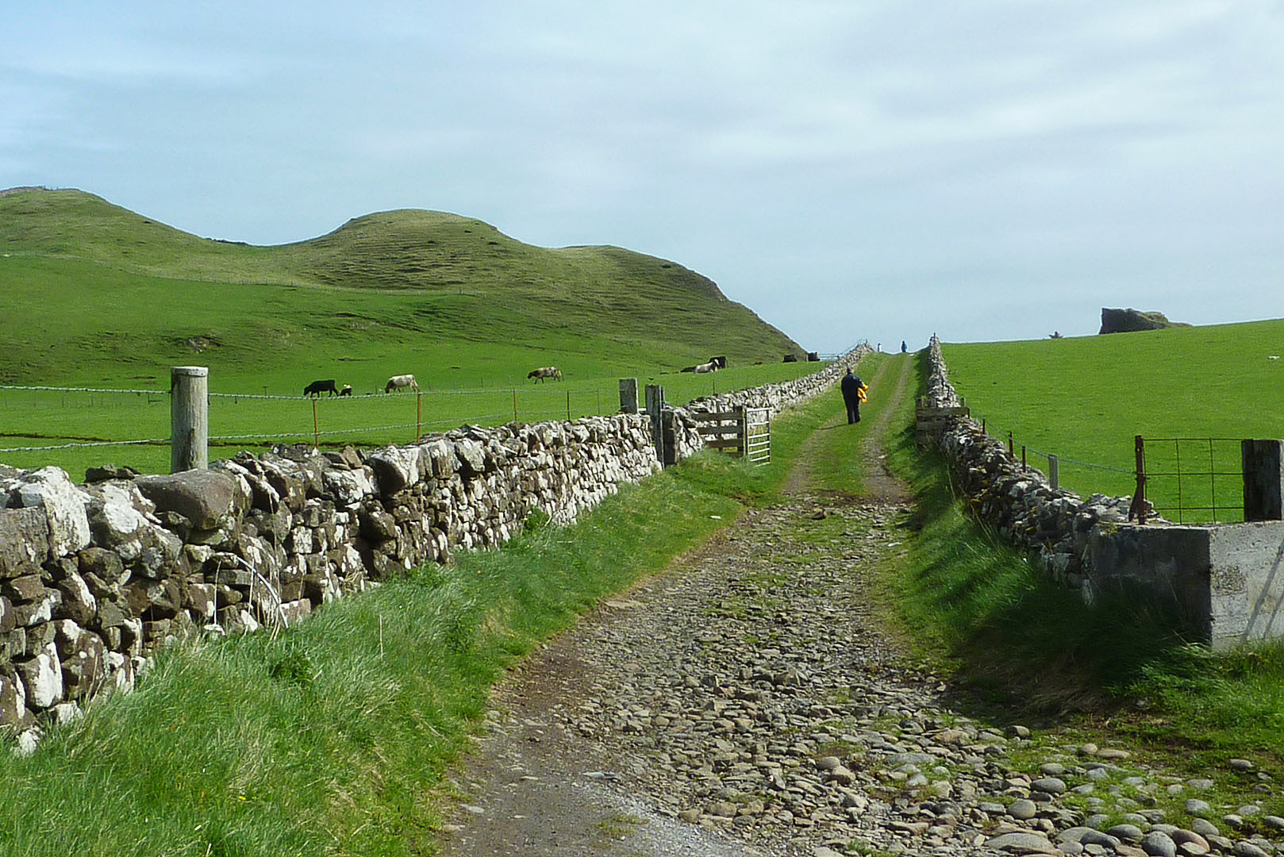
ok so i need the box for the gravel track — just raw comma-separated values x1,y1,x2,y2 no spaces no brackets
440,359,1280,857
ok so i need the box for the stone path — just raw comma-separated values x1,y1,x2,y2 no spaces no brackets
440,360,1282,857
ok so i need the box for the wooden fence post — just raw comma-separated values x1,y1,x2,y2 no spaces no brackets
645,384,664,465
737,406,749,458
171,366,208,472
619,378,639,414
1127,435,1148,523
1048,454,1059,490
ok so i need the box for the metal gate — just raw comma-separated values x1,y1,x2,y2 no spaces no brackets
692,406,771,465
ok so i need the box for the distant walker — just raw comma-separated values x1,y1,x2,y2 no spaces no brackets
840,370,868,425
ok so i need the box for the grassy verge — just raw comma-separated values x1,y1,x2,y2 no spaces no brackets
874,352,1284,821
0,375,852,856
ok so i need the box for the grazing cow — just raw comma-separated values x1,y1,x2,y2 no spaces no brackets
339,384,353,396
303,379,338,397
384,374,419,393
527,367,562,382
783,354,798,363
681,360,719,374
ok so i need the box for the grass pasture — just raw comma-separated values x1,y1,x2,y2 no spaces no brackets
943,319,1284,521
0,359,824,477
0,187,831,477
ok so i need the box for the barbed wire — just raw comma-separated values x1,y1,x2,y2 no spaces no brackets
0,384,164,396
0,437,169,453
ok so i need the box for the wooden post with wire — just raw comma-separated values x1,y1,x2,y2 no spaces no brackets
1127,435,1148,523
416,391,423,441
566,390,571,422
171,365,208,472
512,388,518,423
645,384,664,465
312,398,320,450
619,379,639,414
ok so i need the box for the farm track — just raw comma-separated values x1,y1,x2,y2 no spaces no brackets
438,366,939,856
438,358,1280,856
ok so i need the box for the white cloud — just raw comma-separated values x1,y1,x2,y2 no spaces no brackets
3,0,1284,349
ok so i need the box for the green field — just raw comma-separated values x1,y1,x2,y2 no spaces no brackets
0,360,822,477
0,188,829,477
943,320,1284,522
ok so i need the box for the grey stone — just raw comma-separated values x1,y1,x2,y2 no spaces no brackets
0,508,48,579
7,468,91,559
1008,799,1038,820
1185,799,1213,818
136,469,247,530
985,832,1058,854
1141,831,1178,857
1107,824,1144,843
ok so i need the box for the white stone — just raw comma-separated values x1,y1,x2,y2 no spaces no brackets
12,467,91,557
19,642,63,709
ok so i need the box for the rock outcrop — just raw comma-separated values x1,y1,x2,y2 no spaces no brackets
1099,308,1188,334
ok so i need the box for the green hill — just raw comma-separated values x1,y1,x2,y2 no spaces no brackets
0,187,804,389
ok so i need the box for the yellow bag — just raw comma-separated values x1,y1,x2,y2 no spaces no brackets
857,383,868,403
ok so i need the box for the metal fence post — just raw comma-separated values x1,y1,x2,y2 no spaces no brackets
171,366,208,472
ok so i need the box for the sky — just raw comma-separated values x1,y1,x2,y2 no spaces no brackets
4,1,1284,353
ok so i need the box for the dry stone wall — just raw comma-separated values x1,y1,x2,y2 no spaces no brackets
0,414,660,733
919,336,1152,590
0,352,865,737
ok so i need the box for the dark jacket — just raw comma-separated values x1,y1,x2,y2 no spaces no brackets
841,372,864,401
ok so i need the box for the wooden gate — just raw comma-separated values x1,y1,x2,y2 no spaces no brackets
693,406,771,465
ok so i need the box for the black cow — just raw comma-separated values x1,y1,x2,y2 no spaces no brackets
807,351,819,362
339,385,353,397
303,379,338,397
783,354,798,363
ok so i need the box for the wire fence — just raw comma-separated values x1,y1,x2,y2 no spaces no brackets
0,362,825,476
1136,437,1246,524
969,411,1135,494
967,410,1250,524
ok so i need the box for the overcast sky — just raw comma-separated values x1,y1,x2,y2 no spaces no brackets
4,1,1283,353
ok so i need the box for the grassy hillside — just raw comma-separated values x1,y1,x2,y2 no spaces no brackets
0,187,821,475
0,188,805,389
943,320,1284,520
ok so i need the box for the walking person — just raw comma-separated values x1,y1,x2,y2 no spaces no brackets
840,370,868,424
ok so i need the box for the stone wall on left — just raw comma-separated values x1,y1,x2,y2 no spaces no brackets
0,350,870,737
0,413,668,733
